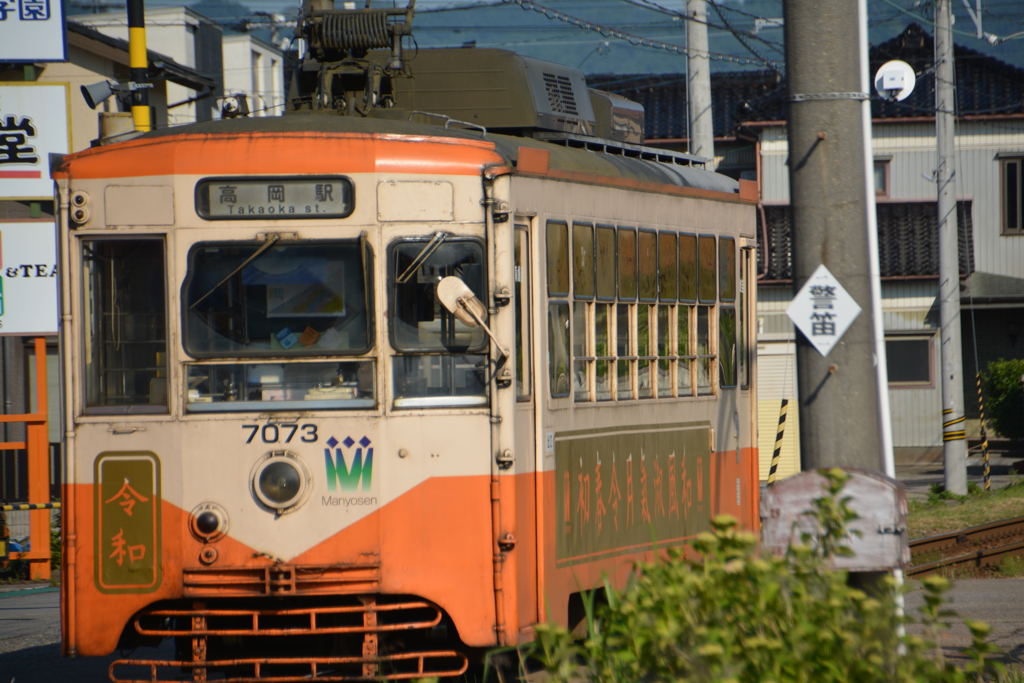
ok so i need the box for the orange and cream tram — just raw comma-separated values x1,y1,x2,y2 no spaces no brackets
54,4,759,680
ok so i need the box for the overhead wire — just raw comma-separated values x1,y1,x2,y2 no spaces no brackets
877,0,1024,41
499,0,783,69
621,0,786,54
708,0,784,75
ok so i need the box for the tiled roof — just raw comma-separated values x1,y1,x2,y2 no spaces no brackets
590,24,1024,140
758,201,975,281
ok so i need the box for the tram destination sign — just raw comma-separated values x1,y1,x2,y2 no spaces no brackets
196,176,354,220
786,264,861,357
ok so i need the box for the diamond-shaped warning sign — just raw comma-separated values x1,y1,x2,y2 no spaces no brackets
786,264,861,357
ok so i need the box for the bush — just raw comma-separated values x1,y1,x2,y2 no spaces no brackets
50,509,61,571
529,469,1007,683
981,358,1024,440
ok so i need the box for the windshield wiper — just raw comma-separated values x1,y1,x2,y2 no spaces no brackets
189,233,281,310
396,232,447,284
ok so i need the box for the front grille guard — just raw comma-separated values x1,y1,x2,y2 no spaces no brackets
109,652,469,682
109,597,469,683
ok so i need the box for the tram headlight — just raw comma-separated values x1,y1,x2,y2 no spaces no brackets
189,502,228,542
70,191,90,225
250,451,311,514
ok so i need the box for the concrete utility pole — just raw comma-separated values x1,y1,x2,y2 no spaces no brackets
686,0,715,167
784,0,884,471
935,0,968,495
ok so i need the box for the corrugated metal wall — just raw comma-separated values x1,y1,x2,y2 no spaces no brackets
762,121,1024,278
756,342,800,481
882,281,941,447
755,119,1024,448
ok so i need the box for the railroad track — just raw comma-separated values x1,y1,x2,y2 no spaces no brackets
907,516,1024,577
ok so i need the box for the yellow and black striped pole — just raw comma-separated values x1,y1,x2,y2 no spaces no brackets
767,398,788,485
128,0,151,132
942,408,966,442
975,373,991,491
1,503,61,511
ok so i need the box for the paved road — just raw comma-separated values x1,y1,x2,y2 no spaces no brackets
0,588,173,683
1,579,1021,681
896,454,1021,501
905,578,1024,665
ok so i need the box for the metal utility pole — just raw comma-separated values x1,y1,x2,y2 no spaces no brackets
935,0,968,494
784,0,884,471
686,0,715,166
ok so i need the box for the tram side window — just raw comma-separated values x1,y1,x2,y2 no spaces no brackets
698,235,717,304
547,220,571,398
617,228,637,400
594,225,616,401
658,232,677,399
553,223,724,403
637,230,658,399
739,248,751,389
83,239,168,414
696,306,714,395
390,239,488,407
678,304,694,396
697,235,717,395
719,237,737,389
678,234,697,397
572,222,593,402
514,227,531,400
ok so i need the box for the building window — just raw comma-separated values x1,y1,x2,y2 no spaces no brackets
874,159,890,197
885,336,932,386
1002,157,1024,234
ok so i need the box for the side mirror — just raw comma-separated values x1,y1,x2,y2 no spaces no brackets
437,276,486,327
436,276,508,363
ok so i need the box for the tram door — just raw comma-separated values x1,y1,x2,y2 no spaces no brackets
511,222,539,631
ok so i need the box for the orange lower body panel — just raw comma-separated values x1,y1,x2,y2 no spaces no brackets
64,449,759,660
64,475,499,657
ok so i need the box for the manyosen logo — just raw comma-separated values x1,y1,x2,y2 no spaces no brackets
324,436,373,492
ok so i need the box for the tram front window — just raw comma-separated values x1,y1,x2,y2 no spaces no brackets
184,240,371,356
184,360,375,412
389,239,488,407
182,240,375,411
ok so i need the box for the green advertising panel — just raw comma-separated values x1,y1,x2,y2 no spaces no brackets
94,452,161,593
555,422,711,566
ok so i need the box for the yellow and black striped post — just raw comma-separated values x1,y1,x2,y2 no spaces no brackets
975,373,991,491
1,502,61,511
767,398,788,485
128,0,151,132
942,408,966,442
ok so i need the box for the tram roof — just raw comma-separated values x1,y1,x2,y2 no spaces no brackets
136,115,740,196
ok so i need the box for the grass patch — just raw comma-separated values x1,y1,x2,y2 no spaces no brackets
908,479,1024,539
999,555,1024,578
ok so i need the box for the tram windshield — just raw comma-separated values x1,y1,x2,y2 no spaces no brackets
183,240,372,357
389,239,488,407
181,240,375,412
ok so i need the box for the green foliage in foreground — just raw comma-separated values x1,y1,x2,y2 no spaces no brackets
50,509,61,570
981,358,1024,440
530,469,1012,683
